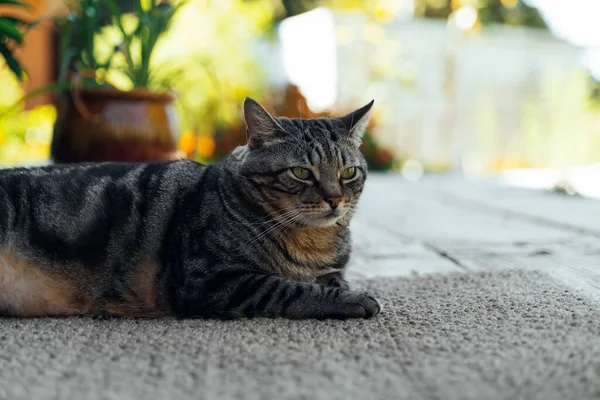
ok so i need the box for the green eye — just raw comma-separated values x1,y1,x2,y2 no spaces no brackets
341,167,356,179
292,167,311,180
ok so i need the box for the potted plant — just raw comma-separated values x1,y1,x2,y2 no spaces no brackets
49,0,186,163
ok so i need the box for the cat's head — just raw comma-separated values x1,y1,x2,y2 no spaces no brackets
237,97,373,228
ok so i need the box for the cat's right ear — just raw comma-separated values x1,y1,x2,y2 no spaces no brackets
243,97,279,149
338,100,374,148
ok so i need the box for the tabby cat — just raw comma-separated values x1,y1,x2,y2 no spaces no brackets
0,98,381,319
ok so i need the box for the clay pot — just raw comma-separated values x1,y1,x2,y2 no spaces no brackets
50,88,183,163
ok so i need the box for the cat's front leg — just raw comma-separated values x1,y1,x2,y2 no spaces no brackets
316,271,350,290
174,270,381,320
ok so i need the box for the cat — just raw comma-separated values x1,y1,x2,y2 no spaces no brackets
0,97,381,319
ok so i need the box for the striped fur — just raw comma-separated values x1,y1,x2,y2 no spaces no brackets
0,98,380,319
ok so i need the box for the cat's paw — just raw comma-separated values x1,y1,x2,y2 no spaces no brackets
319,275,350,290
330,291,382,319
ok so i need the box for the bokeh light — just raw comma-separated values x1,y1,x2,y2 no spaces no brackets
402,160,425,182
453,5,478,31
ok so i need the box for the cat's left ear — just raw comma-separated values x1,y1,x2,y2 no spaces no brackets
243,97,279,149
338,100,374,147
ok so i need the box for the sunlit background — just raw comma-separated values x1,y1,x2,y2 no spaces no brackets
1,0,600,197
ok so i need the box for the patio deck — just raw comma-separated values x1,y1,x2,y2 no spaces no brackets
349,174,600,300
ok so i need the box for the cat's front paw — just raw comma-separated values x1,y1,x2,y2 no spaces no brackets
330,291,382,319
318,275,350,290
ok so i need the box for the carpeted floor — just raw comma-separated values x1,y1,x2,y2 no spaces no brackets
1,269,599,400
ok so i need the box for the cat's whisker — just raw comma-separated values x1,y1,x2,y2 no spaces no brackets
247,213,298,227
249,213,297,242
249,211,305,244
245,207,302,226
282,213,309,234
271,213,306,239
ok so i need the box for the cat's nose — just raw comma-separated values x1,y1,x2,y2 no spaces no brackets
324,196,343,210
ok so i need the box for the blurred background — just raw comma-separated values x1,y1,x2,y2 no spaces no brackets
1,0,599,197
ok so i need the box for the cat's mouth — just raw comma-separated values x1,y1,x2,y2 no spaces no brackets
304,209,345,227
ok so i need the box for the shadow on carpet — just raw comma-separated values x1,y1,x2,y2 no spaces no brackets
1,269,599,400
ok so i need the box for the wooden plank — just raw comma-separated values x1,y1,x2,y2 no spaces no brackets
347,254,463,279
356,174,577,246
416,174,600,236
440,241,600,301
348,213,462,279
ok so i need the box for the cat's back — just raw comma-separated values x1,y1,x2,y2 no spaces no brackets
0,160,205,244
0,160,207,207
0,159,208,241
0,159,204,189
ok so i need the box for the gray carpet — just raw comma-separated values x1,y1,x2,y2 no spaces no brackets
1,269,600,400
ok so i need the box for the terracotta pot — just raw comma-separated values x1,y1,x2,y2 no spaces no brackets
51,88,183,163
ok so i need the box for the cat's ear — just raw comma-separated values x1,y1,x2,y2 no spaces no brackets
338,100,374,147
243,97,279,149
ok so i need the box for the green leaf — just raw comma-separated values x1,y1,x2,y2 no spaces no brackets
104,0,121,21
135,0,144,25
105,0,136,75
81,2,99,70
58,48,77,83
1,16,31,27
57,19,75,82
140,0,152,13
115,66,136,82
0,0,30,10
0,42,24,80
0,18,25,43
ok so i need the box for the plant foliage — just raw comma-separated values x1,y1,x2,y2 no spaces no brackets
0,0,32,81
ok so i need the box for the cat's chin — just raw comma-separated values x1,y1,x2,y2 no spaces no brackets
304,214,344,228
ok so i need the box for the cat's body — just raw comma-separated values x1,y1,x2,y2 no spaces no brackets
0,98,381,319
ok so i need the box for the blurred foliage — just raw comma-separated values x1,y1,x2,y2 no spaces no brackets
475,0,547,28
590,76,600,104
103,0,184,89
54,0,186,90
0,105,55,166
271,0,394,22
134,0,274,133
467,69,600,173
550,181,580,196
271,0,547,28
413,0,547,30
360,122,396,171
180,83,398,171
0,69,55,166
0,0,31,81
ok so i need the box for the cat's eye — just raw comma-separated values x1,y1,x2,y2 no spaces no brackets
340,167,356,179
292,167,311,180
